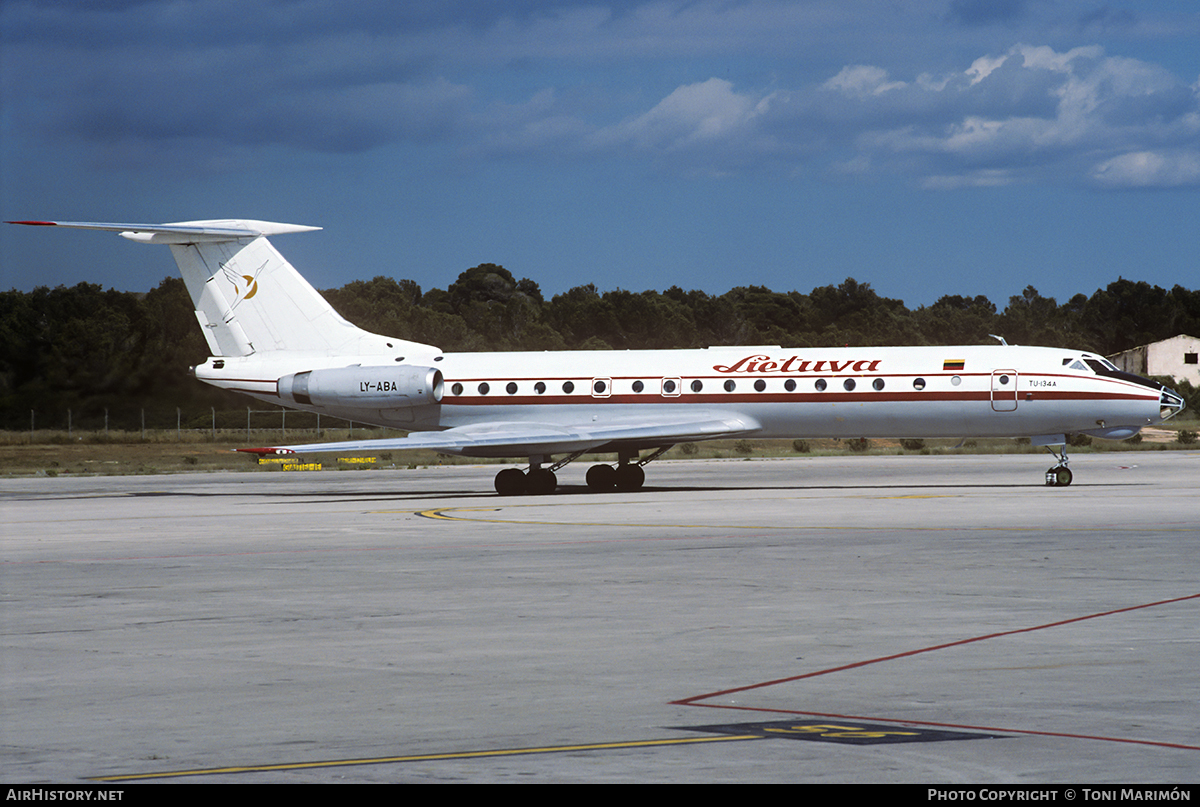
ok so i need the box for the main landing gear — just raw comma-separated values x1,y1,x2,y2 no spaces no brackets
585,461,644,491
1044,444,1073,487
494,463,561,496
584,447,671,492
493,447,671,496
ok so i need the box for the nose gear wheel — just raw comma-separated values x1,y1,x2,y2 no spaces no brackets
1044,444,1072,487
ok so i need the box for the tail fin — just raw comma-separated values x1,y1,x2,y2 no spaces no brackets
9,219,436,358
163,220,353,356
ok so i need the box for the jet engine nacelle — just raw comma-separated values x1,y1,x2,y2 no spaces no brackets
278,365,443,410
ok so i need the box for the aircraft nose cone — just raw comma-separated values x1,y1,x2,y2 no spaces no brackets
1159,385,1186,420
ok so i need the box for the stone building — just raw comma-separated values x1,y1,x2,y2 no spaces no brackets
1108,334,1200,386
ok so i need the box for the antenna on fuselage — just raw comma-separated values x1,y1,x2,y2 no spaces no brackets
988,334,1009,346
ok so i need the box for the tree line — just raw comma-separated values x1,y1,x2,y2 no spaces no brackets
3,265,1198,430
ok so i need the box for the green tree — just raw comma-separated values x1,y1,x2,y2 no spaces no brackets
916,294,998,346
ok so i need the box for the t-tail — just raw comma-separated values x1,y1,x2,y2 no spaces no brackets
7,219,435,359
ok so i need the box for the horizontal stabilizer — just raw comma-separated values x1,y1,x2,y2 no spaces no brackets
7,219,320,244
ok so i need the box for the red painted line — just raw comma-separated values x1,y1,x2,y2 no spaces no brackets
676,586,1200,749
675,702,1200,751
674,591,1200,705
671,592,1200,750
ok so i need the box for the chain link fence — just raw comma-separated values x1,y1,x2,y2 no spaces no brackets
9,406,397,444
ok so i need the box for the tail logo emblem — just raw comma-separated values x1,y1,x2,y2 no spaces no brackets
238,275,259,300
220,261,265,306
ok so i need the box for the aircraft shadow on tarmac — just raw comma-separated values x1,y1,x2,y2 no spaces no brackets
83,479,1148,505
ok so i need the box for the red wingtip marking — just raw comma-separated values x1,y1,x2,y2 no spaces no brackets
6,221,58,226
236,447,293,456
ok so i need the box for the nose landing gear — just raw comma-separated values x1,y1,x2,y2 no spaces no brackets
1045,466,1073,487
1044,444,1072,487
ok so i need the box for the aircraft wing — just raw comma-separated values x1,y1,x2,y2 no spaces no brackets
241,412,762,459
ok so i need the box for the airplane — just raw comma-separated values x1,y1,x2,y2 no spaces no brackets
9,218,1187,493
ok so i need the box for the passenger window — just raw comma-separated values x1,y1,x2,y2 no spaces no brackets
784,379,796,392
754,379,766,392
506,382,518,394
912,378,925,390
534,382,546,394
724,380,736,392
691,379,703,392
843,378,856,391
632,380,644,393
872,378,884,391
562,381,575,393
451,382,463,396
478,382,490,395
815,379,827,391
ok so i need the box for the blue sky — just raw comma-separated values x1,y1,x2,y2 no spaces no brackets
2,0,1198,310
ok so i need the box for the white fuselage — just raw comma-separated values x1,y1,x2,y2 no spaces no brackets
193,343,1168,453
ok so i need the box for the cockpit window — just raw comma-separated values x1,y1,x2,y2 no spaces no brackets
1068,360,1088,371
1081,356,1120,373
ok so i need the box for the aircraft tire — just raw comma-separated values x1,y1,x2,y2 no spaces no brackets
613,464,645,491
1052,467,1072,487
586,464,616,490
495,468,527,496
526,468,558,495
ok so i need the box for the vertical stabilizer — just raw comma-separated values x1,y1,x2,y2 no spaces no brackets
8,219,439,359
168,233,369,356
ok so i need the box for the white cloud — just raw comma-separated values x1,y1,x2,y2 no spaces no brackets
594,78,773,153
920,169,1018,189
818,44,1200,188
1013,44,1104,74
822,66,907,97
1090,150,1200,188
966,54,1006,85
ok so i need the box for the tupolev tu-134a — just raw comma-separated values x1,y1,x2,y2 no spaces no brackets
10,219,1186,493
